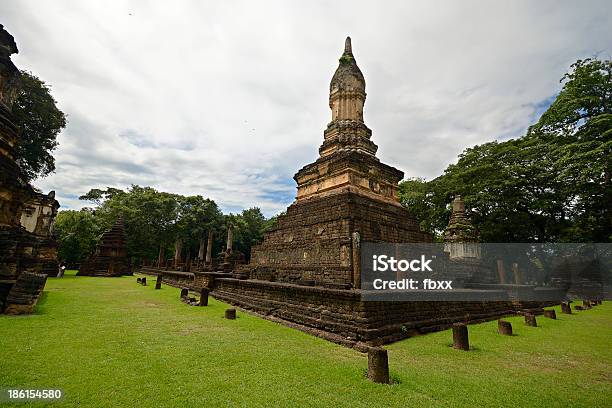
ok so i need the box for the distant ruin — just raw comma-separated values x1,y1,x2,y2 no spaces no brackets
0,25,59,314
78,218,131,277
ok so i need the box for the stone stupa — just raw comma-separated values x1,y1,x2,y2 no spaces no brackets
78,218,131,277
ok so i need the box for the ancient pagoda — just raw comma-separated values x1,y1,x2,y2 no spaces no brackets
78,218,131,277
245,37,431,288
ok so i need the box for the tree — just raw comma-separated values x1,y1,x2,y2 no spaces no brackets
528,58,612,241
174,195,223,262
400,58,611,243
12,70,66,181
54,209,101,264
79,185,181,263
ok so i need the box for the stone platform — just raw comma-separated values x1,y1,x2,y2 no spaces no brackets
138,266,558,346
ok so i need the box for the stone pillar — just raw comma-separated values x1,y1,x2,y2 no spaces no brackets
543,309,556,319
225,308,236,319
198,238,205,261
512,263,521,285
367,347,390,384
452,323,469,350
137,277,141,284
225,226,233,256
498,320,512,335
185,249,191,272
155,274,162,290
141,277,147,286
205,230,213,267
174,238,183,269
497,259,506,284
524,313,537,327
561,302,572,314
199,288,209,306
351,231,361,289
158,245,165,267
180,288,188,298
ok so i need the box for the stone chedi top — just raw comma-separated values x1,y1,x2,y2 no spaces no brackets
444,196,479,244
78,218,132,277
294,37,404,205
323,37,376,157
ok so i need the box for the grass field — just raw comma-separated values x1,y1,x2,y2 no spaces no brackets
0,270,610,407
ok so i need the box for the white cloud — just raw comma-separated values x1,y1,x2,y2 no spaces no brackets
2,0,611,216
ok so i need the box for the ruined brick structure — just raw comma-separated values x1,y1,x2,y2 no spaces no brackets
20,191,60,276
443,195,496,287
0,25,58,314
78,218,131,277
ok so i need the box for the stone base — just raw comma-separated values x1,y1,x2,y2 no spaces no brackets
138,267,558,345
246,190,431,287
78,256,131,277
3,271,47,315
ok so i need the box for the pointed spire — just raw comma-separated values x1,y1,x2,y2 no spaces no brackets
344,36,352,55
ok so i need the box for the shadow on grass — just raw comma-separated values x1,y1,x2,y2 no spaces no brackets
33,291,50,315
361,369,403,385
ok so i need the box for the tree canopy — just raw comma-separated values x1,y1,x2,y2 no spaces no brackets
57,185,272,264
13,70,66,181
399,58,611,243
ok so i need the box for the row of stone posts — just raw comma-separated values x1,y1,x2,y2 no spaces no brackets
162,225,235,272
368,304,579,384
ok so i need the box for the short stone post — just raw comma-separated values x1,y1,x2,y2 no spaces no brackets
574,305,584,311
524,313,537,327
367,347,390,384
180,288,188,298
543,309,556,319
199,288,209,306
582,300,592,309
137,277,141,284
141,277,147,286
225,308,236,319
561,302,572,314
155,275,162,290
452,323,469,351
498,320,512,335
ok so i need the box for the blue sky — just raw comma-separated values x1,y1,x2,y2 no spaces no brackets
2,0,611,217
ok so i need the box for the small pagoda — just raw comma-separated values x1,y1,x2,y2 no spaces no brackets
78,218,131,277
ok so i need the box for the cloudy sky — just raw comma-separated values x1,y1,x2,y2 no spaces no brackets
2,0,611,216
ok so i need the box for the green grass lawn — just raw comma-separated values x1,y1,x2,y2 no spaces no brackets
1,270,610,407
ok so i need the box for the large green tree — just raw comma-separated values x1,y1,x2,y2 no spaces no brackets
72,185,271,265
54,209,101,264
527,58,612,241
400,58,611,243
13,70,66,181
